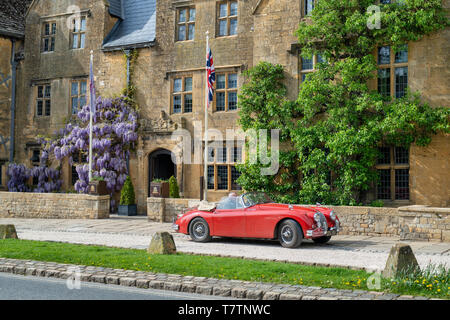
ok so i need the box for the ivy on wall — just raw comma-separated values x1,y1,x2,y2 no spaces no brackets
237,0,449,205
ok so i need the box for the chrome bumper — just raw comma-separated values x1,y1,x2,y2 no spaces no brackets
171,223,179,231
326,220,340,236
307,220,340,238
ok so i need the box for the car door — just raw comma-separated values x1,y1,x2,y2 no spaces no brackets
212,208,246,237
245,205,278,239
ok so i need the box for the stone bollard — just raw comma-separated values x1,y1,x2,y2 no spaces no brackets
0,225,19,239
382,243,420,279
148,231,176,255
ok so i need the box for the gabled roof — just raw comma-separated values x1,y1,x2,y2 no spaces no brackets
0,0,33,38
103,0,156,51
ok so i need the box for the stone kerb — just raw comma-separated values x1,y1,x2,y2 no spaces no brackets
0,191,110,219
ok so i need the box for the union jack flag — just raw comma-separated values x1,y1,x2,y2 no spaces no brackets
206,45,215,106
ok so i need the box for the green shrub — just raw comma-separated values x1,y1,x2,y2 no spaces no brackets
169,175,180,198
152,178,168,183
120,176,136,205
370,200,384,207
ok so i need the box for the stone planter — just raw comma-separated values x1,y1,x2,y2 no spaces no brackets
150,181,169,198
88,180,109,196
118,204,137,216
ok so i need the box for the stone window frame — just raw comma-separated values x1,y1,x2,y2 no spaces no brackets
36,84,51,117
206,141,243,191
176,6,196,42
217,0,238,37
377,44,408,99
70,79,88,115
171,75,193,114
214,72,238,112
70,16,87,49
299,54,325,84
41,21,56,53
375,146,410,201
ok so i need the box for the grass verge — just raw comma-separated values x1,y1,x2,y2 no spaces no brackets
0,239,448,299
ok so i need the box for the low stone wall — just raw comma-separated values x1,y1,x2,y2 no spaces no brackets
147,197,199,222
0,192,110,219
148,197,450,241
300,205,450,241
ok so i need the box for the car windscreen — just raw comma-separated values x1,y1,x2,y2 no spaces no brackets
243,193,273,207
217,196,239,210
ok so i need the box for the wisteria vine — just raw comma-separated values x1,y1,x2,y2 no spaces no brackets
38,96,138,209
7,163,61,193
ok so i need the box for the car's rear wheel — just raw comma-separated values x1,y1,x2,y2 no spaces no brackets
312,236,332,244
278,219,303,248
189,218,212,243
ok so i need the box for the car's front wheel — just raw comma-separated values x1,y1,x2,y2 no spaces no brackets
189,217,212,243
312,236,332,244
278,219,303,248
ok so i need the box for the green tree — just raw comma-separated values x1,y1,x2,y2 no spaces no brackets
237,0,449,205
169,176,180,198
120,176,136,205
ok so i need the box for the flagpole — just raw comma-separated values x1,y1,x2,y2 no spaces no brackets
203,31,209,202
88,50,94,182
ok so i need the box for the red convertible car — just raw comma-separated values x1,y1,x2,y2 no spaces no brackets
172,192,340,248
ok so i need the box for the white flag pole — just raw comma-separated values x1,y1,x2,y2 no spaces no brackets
88,50,94,182
204,31,209,201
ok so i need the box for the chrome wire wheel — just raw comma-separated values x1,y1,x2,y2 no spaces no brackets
189,218,212,243
193,222,206,238
278,219,303,248
281,225,294,244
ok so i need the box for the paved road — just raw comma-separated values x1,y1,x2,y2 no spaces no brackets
1,216,449,271
0,273,226,300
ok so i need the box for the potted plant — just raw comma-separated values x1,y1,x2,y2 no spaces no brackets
88,176,108,196
169,175,180,198
118,176,137,216
150,178,169,198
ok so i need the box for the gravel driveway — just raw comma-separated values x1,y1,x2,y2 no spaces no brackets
2,216,449,272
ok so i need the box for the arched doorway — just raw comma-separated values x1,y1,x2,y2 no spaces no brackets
148,149,176,197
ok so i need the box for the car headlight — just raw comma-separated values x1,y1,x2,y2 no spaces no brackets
314,212,321,222
330,211,337,221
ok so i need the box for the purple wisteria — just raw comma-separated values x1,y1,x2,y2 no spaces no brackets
7,163,61,193
39,96,138,209
7,164,31,192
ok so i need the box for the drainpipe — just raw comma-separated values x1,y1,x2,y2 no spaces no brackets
9,39,17,164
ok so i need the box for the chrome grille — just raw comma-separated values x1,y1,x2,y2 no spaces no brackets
316,212,328,231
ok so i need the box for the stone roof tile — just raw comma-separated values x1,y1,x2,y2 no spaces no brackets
0,0,33,38
103,0,156,50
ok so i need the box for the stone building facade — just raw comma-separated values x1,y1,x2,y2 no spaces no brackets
0,0,31,190
4,0,450,213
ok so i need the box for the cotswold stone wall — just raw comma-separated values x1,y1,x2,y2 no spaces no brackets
147,198,200,223
328,205,450,241
0,192,110,219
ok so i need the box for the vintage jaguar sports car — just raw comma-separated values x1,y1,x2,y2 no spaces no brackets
172,192,340,248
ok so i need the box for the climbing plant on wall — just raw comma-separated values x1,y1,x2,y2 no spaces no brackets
38,96,138,210
237,0,449,205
